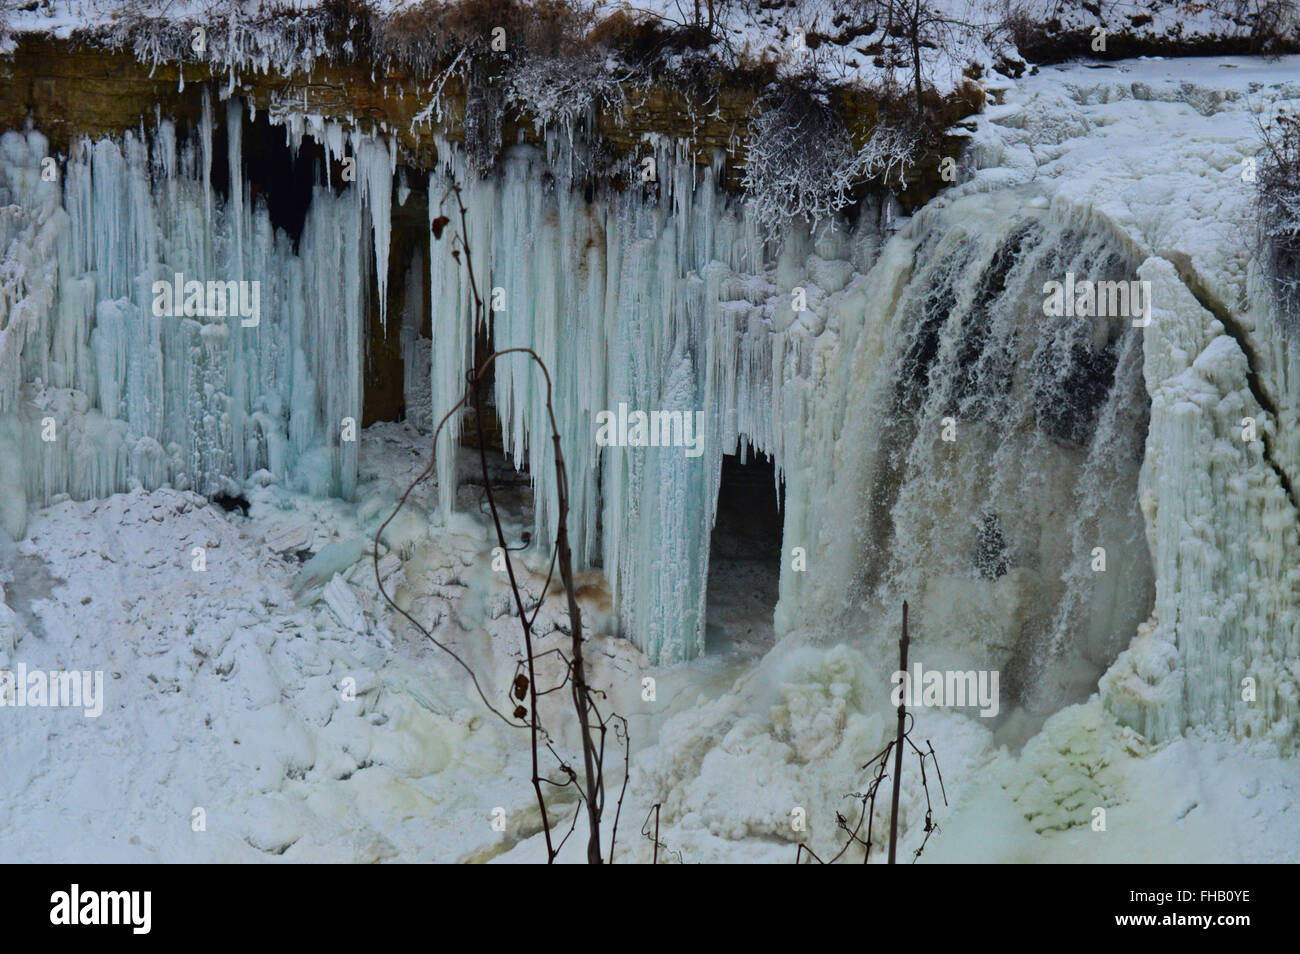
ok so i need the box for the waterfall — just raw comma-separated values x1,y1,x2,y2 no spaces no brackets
784,190,1155,718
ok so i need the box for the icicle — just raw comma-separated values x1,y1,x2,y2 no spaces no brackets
353,133,394,331
428,139,477,522
200,89,213,242
419,128,1160,676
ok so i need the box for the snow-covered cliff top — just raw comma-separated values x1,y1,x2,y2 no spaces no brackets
3,0,1294,96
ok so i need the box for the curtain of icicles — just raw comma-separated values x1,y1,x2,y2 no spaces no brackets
427,136,814,665
0,95,396,542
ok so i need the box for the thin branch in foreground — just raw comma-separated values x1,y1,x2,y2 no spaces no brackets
374,184,628,863
795,602,947,864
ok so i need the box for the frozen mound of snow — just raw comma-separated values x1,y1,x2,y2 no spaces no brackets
0,427,622,863
1006,701,1146,834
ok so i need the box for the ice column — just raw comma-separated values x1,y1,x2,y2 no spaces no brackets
426,136,795,663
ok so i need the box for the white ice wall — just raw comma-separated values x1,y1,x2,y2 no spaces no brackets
1100,259,1300,749
770,190,1156,718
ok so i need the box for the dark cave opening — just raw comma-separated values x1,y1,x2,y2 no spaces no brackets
705,440,784,656
208,105,322,247
365,172,430,427
453,294,533,532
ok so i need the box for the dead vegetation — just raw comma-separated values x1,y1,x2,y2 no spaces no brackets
1256,110,1300,329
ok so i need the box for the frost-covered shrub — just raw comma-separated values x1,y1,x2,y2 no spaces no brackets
380,0,591,75
316,0,378,62
106,0,347,75
1007,702,1145,834
1256,113,1300,327
379,0,514,168
382,0,615,170
381,0,511,73
741,83,861,234
856,118,921,186
741,80,919,235
508,47,623,133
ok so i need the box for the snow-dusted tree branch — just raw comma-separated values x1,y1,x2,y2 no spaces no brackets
741,80,919,234
858,119,923,187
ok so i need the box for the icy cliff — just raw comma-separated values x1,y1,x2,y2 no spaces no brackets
419,57,1300,776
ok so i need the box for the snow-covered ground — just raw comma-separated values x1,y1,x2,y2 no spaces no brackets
3,449,1294,862
0,419,768,862
1,423,497,861
0,424,614,861
8,454,1291,864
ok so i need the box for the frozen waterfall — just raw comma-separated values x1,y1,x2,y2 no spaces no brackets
2,78,1297,753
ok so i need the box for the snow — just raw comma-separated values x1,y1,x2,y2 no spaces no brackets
1012,0,1295,50
929,703,1300,863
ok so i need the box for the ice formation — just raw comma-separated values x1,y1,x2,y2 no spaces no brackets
0,94,395,529
427,137,807,664
420,137,1158,696
2,57,1298,771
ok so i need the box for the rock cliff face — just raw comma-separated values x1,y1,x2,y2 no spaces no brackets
1,37,761,170
0,33,980,184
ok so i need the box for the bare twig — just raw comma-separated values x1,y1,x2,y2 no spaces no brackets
888,600,909,864
642,803,682,863
796,601,945,864
375,183,628,863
